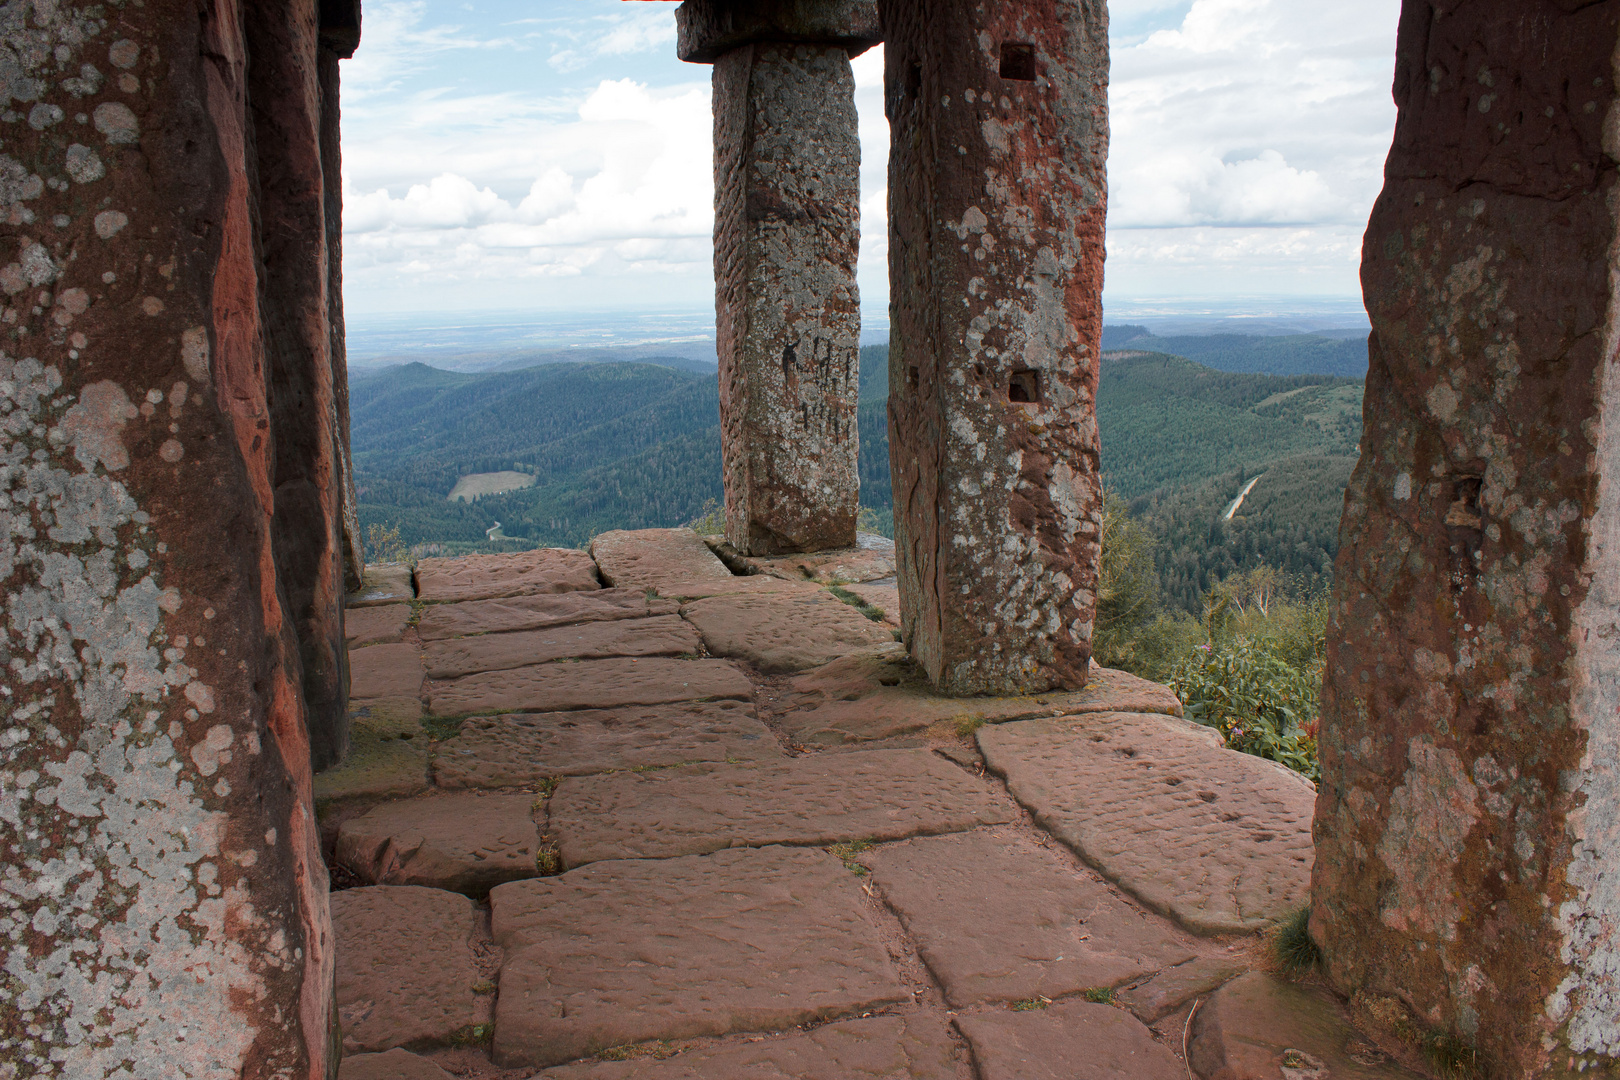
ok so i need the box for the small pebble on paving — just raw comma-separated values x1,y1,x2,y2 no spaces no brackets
861,830,1197,1007
430,700,779,788
488,846,908,1069
335,791,540,896
332,886,486,1054
979,710,1316,934
956,999,1185,1080
426,656,754,717
548,747,1014,867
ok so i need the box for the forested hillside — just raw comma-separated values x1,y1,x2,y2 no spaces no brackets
1102,325,1368,377
351,343,1363,608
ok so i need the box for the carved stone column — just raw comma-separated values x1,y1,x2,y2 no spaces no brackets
879,0,1108,694
0,1,350,1072
679,0,879,555
1313,3,1620,1074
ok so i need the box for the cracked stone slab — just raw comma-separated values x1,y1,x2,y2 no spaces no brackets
346,603,413,648
841,582,900,625
415,548,602,602
777,648,1184,745
549,747,1013,867
1189,972,1423,1080
424,615,700,679
1117,956,1247,1024
978,712,1316,935
348,563,416,607
431,701,779,788
332,886,486,1054
654,575,827,601
339,1049,454,1080
314,708,430,809
350,642,425,711
590,528,733,590
426,657,754,718
955,999,1184,1080
335,791,539,896
488,846,907,1069
681,591,896,674
417,589,679,641
535,1015,956,1078
862,830,1195,1007
744,539,896,585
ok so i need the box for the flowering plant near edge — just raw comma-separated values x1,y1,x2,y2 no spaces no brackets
1168,637,1321,782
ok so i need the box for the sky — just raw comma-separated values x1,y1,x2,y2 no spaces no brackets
336,0,1402,319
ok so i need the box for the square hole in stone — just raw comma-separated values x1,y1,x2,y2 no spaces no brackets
907,365,920,390
1008,369,1041,404
1000,43,1036,82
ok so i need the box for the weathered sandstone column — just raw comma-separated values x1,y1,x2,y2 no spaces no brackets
0,1,346,1073
879,0,1108,694
1313,3,1620,1074
678,0,879,555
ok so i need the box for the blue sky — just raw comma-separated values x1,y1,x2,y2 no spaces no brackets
337,0,1401,317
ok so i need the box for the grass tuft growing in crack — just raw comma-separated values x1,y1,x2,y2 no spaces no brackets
1269,905,1321,972
827,838,874,875
827,585,887,623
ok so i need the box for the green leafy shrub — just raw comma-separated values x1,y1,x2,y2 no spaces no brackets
1170,636,1320,781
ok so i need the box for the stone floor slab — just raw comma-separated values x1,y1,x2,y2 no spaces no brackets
346,603,413,648
424,615,700,679
549,747,1013,867
591,528,733,590
331,886,485,1054
338,1048,454,1080
840,582,900,625
682,592,896,674
1189,972,1422,1080
1117,955,1247,1024
416,548,601,602
350,642,425,704
431,701,779,788
862,831,1195,1007
426,657,754,717
335,791,539,895
488,846,906,1069
955,999,1184,1080
654,576,827,601
314,708,430,811
978,712,1316,935
535,1015,956,1079
348,563,416,608
732,534,897,585
417,589,679,641
778,649,1184,745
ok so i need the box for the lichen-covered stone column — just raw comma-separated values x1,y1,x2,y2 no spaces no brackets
0,0,344,1073
879,0,1108,694
678,0,879,555
1312,3,1620,1074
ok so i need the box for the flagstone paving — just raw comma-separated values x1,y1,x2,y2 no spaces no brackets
317,532,1407,1079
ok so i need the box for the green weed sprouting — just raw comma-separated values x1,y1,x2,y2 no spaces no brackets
1011,997,1051,1011
1169,636,1320,782
1083,987,1114,1004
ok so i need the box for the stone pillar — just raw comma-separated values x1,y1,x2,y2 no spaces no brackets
0,1,343,1073
1312,3,1620,1074
879,0,1108,694
248,0,348,773
678,0,879,555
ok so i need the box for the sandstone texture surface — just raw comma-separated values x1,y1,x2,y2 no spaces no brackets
742,534,897,584
1117,955,1247,1024
677,0,880,63
339,1049,454,1080
980,712,1315,934
350,563,417,607
415,548,601,602
654,575,826,600
335,792,539,895
778,649,1183,744
956,1000,1184,1080
423,615,699,678
417,589,679,641
431,701,778,788
427,657,754,717
537,1015,953,1079
331,886,485,1053
1189,973,1421,1080
862,831,1194,1007
349,642,425,705
843,581,901,624
549,748,1012,866
682,590,895,673
345,603,413,647
489,847,906,1068
711,39,862,555
590,528,733,589
883,0,1108,693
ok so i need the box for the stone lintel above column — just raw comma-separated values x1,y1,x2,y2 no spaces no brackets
319,0,361,57
677,0,880,63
